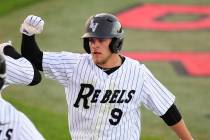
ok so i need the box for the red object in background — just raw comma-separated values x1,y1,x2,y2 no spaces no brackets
122,52,210,76
116,3,210,31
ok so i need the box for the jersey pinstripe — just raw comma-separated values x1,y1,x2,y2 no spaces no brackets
3,55,34,89
5,55,34,85
43,51,175,140
0,98,45,140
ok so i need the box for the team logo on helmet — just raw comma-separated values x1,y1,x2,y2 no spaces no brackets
89,19,98,32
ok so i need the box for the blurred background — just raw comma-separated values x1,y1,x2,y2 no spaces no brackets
0,0,210,139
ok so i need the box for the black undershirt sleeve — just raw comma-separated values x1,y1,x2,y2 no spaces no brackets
160,104,182,126
3,45,41,85
28,65,42,86
4,45,22,59
21,34,43,71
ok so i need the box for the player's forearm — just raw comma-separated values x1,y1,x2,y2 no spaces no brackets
170,119,193,140
21,34,43,71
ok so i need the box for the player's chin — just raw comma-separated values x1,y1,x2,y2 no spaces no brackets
93,57,103,65
93,57,100,64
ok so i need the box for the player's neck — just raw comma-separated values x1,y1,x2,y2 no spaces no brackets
97,55,125,75
97,54,122,69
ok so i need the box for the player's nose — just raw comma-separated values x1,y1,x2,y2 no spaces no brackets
89,38,100,49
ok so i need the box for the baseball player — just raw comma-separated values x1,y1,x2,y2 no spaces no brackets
0,45,45,139
20,13,193,140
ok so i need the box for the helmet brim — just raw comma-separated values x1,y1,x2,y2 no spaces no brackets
81,32,123,39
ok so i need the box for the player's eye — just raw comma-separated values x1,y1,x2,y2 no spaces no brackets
98,38,106,43
89,38,95,44
89,38,109,44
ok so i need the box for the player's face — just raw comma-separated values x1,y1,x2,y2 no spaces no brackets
89,38,114,67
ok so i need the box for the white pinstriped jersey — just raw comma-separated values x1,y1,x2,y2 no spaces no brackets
0,98,45,140
0,55,45,139
4,55,35,89
43,52,175,140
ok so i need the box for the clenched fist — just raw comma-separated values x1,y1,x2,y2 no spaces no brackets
20,15,44,36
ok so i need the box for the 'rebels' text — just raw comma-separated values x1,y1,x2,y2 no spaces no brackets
73,83,135,125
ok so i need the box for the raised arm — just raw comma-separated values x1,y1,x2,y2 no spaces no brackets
20,15,44,71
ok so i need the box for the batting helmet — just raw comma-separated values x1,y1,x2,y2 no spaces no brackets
0,53,6,90
82,13,124,53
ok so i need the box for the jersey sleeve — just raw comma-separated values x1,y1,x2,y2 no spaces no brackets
42,51,81,86
140,64,175,116
4,55,34,87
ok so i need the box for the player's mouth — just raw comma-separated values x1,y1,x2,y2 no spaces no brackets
93,51,101,55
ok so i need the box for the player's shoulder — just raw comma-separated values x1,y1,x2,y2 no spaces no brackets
0,98,19,123
0,98,13,108
60,52,91,63
124,56,143,67
123,56,158,81
44,51,88,61
123,56,151,73
60,51,85,56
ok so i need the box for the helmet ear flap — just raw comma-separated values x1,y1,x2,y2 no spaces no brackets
109,38,123,53
83,38,91,53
